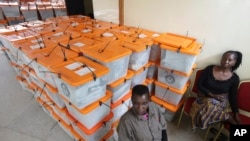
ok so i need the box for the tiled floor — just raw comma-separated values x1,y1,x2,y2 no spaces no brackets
0,50,217,141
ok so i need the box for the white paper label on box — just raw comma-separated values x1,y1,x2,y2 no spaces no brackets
73,42,85,47
120,30,130,34
82,29,91,33
30,44,44,49
152,33,160,37
53,32,63,36
102,32,113,37
139,34,147,39
65,62,82,70
75,67,95,76
36,27,44,31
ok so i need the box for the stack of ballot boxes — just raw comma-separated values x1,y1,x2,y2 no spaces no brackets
0,16,206,140
151,33,202,121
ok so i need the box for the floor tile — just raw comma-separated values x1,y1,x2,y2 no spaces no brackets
0,127,42,141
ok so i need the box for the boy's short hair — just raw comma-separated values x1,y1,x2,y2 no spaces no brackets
132,85,149,99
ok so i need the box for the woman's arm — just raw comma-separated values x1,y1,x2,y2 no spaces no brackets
228,74,241,124
197,66,212,96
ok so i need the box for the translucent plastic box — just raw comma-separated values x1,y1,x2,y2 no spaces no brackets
111,92,132,122
107,70,133,103
67,111,113,141
63,91,112,130
82,42,131,84
51,56,109,109
43,81,65,109
131,63,150,88
120,37,151,71
160,42,201,73
151,95,184,121
157,64,195,90
155,81,189,106
70,129,83,141
51,104,70,126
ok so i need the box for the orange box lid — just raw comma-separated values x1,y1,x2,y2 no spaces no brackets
91,20,119,29
100,129,114,141
160,42,202,56
111,25,139,36
10,61,22,69
14,36,58,54
81,42,132,63
131,63,150,75
49,56,109,86
151,95,185,112
111,91,131,108
154,80,190,95
21,64,36,74
26,45,79,68
148,61,159,66
108,70,134,88
158,64,197,77
129,29,160,39
120,37,153,52
85,27,126,39
67,111,114,135
153,33,196,48
51,111,72,130
59,36,103,53
111,119,120,128
145,78,155,84
20,70,29,77
53,101,67,113
16,76,28,84
40,80,58,93
1,29,38,41
71,129,85,141
61,90,112,113
42,29,82,43
36,97,54,112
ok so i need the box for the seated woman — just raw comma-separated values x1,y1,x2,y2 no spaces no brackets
190,50,243,130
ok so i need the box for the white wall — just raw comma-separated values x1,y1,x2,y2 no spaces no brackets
92,0,119,23
93,0,250,80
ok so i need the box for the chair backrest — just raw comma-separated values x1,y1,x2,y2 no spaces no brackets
237,80,250,112
190,68,203,95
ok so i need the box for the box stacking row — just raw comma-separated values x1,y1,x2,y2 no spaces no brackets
148,33,202,121
0,15,170,140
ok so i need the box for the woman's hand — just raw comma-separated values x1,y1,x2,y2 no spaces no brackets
208,93,225,101
233,113,241,124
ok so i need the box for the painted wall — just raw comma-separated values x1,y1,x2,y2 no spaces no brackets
92,0,119,23
93,0,250,80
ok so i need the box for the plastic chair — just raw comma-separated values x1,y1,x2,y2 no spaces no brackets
213,80,250,141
